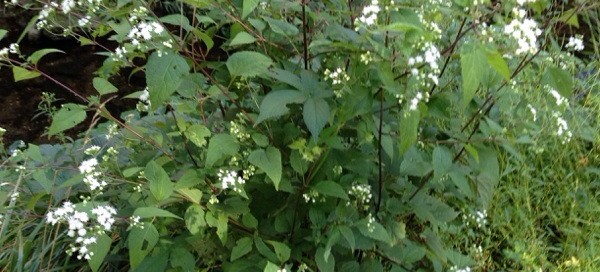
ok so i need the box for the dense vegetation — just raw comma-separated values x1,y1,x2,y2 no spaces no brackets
0,0,599,271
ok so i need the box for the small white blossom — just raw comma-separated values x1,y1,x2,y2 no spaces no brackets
355,0,380,28
504,9,542,56
60,0,76,14
566,36,584,51
91,205,117,230
218,169,246,193
8,43,19,54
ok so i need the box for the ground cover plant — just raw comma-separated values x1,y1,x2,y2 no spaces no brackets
0,0,598,271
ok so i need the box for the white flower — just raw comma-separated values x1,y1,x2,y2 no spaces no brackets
218,169,246,192
355,0,380,28
504,9,542,56
549,88,567,106
8,43,19,54
77,16,91,27
84,145,101,156
79,158,98,174
92,205,117,230
566,36,584,51
139,88,150,102
60,0,76,14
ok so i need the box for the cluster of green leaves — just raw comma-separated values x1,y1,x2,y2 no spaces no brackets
0,0,598,271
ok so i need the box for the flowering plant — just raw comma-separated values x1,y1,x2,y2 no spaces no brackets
0,0,597,271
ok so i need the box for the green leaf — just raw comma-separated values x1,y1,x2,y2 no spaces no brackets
47,103,86,136
432,146,452,180
242,213,258,228
87,233,111,272
242,0,260,19
256,90,306,123
27,48,65,65
381,22,422,32
313,180,349,200
410,193,458,226
145,161,174,201
184,124,211,147
255,235,279,263
303,97,330,140
338,225,355,251
133,207,182,219
184,204,206,235
399,110,420,155
226,51,273,78
216,213,229,244
268,68,305,91
264,17,299,36
170,248,196,271
460,45,487,108
93,77,118,95
176,188,203,204
248,147,282,189
543,66,573,97
485,50,510,80
0,29,7,41
558,8,579,28
358,220,392,244
146,51,190,109
129,223,159,269
13,66,41,82
160,14,192,31
264,262,280,272
315,247,335,272
230,31,257,46
266,240,291,263
231,237,253,261
206,134,239,167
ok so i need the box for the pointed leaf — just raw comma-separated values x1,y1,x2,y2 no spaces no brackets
461,45,487,108
248,147,282,189
313,180,349,200
88,234,112,272
184,204,206,235
543,66,573,97
13,66,41,82
242,0,260,19
206,134,239,167
229,31,257,46
226,51,272,78
27,48,65,65
128,223,159,269
184,124,211,147
399,110,420,155
133,207,182,219
303,97,329,140
145,160,174,201
47,103,86,136
93,77,118,95
256,90,306,123
146,51,190,109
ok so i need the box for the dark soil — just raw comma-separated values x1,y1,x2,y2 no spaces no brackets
0,8,141,145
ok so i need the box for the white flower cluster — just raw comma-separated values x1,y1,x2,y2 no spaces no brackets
360,51,373,64
128,22,165,46
449,266,472,272
106,123,119,139
218,169,246,193
46,202,117,260
516,0,536,5
408,91,429,111
408,42,441,86
0,43,19,57
324,68,350,85
79,156,107,192
552,112,572,144
566,36,584,51
366,213,376,232
355,0,380,28
503,8,542,56
137,87,151,112
303,190,322,203
463,209,487,228
527,104,537,122
549,88,567,106
230,114,250,142
113,7,173,60
348,183,372,209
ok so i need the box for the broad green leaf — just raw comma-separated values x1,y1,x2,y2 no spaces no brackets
264,17,299,36
242,213,258,228
313,180,349,200
358,220,392,244
485,50,510,80
216,212,229,244
170,248,196,271
290,151,308,175
381,22,422,32
123,167,144,178
424,228,446,263
267,240,291,263
432,146,452,180
146,51,190,109
449,172,473,198
558,8,579,28
33,169,52,194
184,204,206,234
206,134,239,167
316,247,335,272
248,147,282,189
303,97,330,140
231,237,253,261
145,161,174,201
0,29,7,41
264,262,280,272
255,235,279,263
27,48,65,65
338,225,355,251
133,207,182,219
256,89,306,123
410,193,458,226
475,147,500,208
175,170,202,189
242,0,260,19
226,51,272,78
184,124,211,147
460,45,487,108
47,103,86,136
93,77,118,95
176,188,203,204
129,223,159,269
182,0,213,8
13,66,41,82
229,31,257,46
399,110,420,155
268,68,304,91
160,14,192,31
542,66,573,97
88,234,112,272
